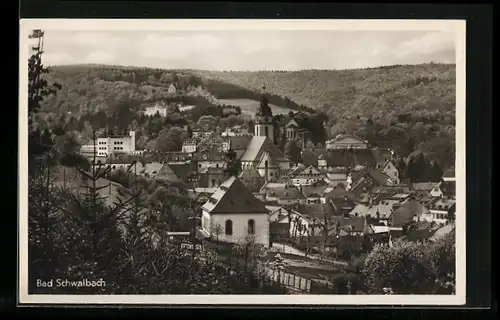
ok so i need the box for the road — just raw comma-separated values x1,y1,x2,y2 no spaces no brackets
272,242,348,268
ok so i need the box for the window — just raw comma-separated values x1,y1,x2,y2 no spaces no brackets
225,220,233,235
265,126,269,137
248,219,255,234
211,179,216,186
216,164,219,168
265,160,268,167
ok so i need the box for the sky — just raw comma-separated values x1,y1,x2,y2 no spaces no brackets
33,29,456,71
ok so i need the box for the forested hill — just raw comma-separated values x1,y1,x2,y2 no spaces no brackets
37,63,456,169
40,64,310,117
192,63,455,116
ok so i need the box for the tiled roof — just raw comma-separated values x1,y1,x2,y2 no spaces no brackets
240,136,289,163
328,216,366,235
201,176,268,214
238,167,265,193
323,185,358,201
295,203,337,220
192,151,225,161
411,182,439,191
294,165,325,179
391,199,429,227
228,135,253,150
266,185,305,200
349,203,393,219
300,184,329,198
428,198,456,211
440,181,456,197
351,167,391,187
322,149,381,168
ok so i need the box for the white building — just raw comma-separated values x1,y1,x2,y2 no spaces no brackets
94,131,136,157
200,176,270,247
144,105,168,117
325,134,369,150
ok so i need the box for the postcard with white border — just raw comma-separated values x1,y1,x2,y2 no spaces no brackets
18,18,466,306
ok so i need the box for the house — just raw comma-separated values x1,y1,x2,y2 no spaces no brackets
200,176,270,247
442,168,455,182
167,83,177,94
349,167,392,194
290,165,327,186
348,202,393,222
240,136,291,172
144,104,168,117
439,180,456,198
377,159,400,185
267,206,310,239
427,197,456,224
187,173,209,189
162,152,192,164
325,133,369,150
411,182,440,199
391,199,430,228
285,118,300,139
430,183,444,198
192,151,226,173
181,139,198,153
155,163,190,184
207,167,226,188
294,203,338,227
191,130,213,139
300,184,329,204
81,131,137,157
259,182,306,205
318,148,393,171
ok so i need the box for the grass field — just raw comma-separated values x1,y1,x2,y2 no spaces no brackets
217,98,292,116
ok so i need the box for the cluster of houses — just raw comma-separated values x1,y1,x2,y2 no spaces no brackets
77,92,456,257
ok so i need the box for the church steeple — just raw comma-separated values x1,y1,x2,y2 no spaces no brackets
254,84,275,142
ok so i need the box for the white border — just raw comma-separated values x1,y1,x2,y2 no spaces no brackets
18,19,466,306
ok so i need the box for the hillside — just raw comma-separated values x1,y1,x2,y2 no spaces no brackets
192,63,455,115
35,63,456,168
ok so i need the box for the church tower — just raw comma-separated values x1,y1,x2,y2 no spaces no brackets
254,85,275,143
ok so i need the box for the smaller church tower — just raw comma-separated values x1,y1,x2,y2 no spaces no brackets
254,85,275,143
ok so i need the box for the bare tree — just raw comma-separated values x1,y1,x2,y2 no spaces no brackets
210,223,223,250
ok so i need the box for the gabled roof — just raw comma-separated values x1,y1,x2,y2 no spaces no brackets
391,199,429,227
285,118,299,128
351,167,391,187
411,182,439,191
192,151,225,162
201,176,268,214
300,184,329,198
156,164,182,183
238,167,266,193
349,203,393,219
266,185,305,200
329,133,368,144
240,136,289,163
295,203,337,220
294,165,326,181
328,216,367,235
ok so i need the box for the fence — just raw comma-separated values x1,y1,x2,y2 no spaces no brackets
200,238,339,294
261,267,312,293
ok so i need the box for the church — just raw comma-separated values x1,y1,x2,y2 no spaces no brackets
237,88,291,181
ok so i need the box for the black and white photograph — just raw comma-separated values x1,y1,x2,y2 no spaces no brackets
18,19,466,305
